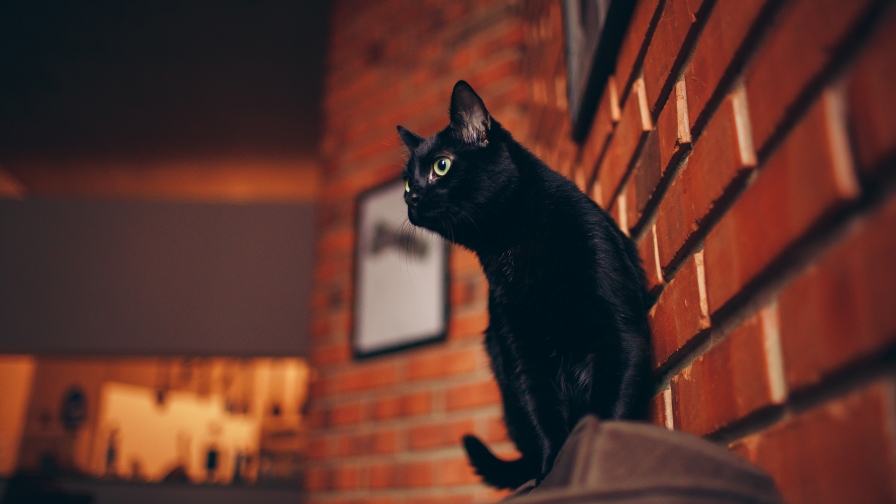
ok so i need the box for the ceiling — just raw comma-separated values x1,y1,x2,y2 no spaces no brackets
0,1,329,202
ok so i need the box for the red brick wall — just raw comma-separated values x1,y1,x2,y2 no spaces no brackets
307,0,896,503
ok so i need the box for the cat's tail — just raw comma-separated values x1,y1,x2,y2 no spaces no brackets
462,435,535,489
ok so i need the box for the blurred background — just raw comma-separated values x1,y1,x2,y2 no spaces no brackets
0,1,326,503
2,0,895,504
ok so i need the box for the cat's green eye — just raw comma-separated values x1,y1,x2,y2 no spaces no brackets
405,179,410,192
433,157,452,176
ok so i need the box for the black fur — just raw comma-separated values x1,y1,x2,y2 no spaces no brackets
398,81,651,489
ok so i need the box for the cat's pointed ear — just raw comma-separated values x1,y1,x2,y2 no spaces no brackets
397,125,424,151
449,80,491,145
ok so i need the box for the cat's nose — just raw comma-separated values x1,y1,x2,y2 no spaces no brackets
406,191,422,206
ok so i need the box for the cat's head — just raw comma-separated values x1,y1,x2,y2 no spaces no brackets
397,81,517,248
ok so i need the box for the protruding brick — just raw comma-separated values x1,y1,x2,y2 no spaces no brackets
598,78,653,205
731,381,896,504
643,0,702,113
846,11,896,175
685,0,774,129
745,0,877,151
579,76,621,183
778,194,896,390
672,306,786,436
704,88,860,314
614,0,662,94
648,251,710,369
657,79,692,174
637,224,665,293
625,129,661,229
656,87,756,270
648,388,674,429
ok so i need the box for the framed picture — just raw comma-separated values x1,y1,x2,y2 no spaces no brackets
563,0,636,141
352,178,449,358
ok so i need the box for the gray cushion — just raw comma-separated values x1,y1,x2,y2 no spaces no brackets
505,416,781,504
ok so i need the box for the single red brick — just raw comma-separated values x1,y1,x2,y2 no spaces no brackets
643,0,701,114
401,391,432,416
657,79,692,175
329,362,399,394
615,0,662,94
672,306,785,436
306,437,329,459
329,402,365,427
304,467,329,491
407,347,479,380
372,395,401,420
599,78,653,206
446,380,502,411
655,87,756,270
408,419,476,451
373,429,398,454
626,129,662,228
846,11,896,175
778,193,896,391
335,433,361,457
685,0,774,129
372,391,431,420
331,464,360,490
441,457,481,486
393,461,433,488
745,0,877,151
335,430,396,456
704,89,860,313
367,463,392,489
580,76,621,183
734,381,896,504
637,224,665,293
648,251,710,369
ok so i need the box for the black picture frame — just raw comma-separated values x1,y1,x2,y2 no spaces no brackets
351,177,450,359
563,0,637,142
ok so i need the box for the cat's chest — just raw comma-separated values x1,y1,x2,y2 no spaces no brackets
480,247,529,289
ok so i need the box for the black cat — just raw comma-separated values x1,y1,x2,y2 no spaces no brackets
397,81,651,489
